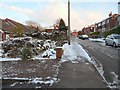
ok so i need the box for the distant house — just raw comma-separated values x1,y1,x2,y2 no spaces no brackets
71,31,78,36
82,27,90,35
45,29,53,33
45,26,59,34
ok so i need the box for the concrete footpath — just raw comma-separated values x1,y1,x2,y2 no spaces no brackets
52,61,107,88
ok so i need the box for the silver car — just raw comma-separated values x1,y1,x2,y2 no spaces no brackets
105,34,120,47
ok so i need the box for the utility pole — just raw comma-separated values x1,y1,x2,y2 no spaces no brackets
118,1,120,14
68,0,71,45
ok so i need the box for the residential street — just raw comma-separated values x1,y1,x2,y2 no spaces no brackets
76,38,119,84
0,1,120,89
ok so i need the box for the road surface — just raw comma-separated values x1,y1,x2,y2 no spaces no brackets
76,38,119,83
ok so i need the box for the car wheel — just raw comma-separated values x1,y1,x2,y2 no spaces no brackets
113,42,116,47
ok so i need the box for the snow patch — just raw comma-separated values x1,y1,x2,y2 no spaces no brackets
10,82,18,87
89,38,105,43
108,72,118,88
31,77,59,87
0,49,3,57
61,42,91,63
0,58,21,61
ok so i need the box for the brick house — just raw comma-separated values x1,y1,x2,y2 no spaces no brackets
80,13,119,36
81,24,95,35
117,15,120,26
95,14,119,33
0,18,39,39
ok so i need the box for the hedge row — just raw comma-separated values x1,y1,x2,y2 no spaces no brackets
103,26,120,37
89,31,100,36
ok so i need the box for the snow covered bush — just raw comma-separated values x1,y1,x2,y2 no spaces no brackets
42,49,56,59
2,42,14,53
1,36,58,59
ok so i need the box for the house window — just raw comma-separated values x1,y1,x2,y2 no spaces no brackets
102,21,106,29
118,16,120,25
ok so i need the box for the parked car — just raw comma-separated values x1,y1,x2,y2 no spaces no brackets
78,35,89,40
105,34,120,47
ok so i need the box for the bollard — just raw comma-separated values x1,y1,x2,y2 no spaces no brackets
56,47,63,60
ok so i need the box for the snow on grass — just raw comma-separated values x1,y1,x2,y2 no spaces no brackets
10,37,32,41
10,82,18,87
32,56,49,60
3,77,30,80
0,49,3,57
61,42,91,63
62,43,77,61
89,38,105,43
0,58,21,61
30,77,59,87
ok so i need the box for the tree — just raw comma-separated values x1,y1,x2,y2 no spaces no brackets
20,44,32,60
78,31,83,35
58,19,67,31
54,18,61,28
26,20,44,31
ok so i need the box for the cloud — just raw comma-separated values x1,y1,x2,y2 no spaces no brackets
30,1,68,28
30,1,105,31
4,5,35,16
1,1,105,32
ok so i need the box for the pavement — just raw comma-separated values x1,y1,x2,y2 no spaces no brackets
52,61,107,88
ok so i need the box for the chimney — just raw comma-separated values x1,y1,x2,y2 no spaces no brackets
109,12,112,17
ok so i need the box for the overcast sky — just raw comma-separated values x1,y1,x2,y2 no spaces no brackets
0,0,119,31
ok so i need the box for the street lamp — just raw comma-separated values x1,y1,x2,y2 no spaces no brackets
68,0,71,45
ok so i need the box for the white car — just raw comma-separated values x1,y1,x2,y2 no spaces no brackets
78,35,89,40
105,34,120,47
